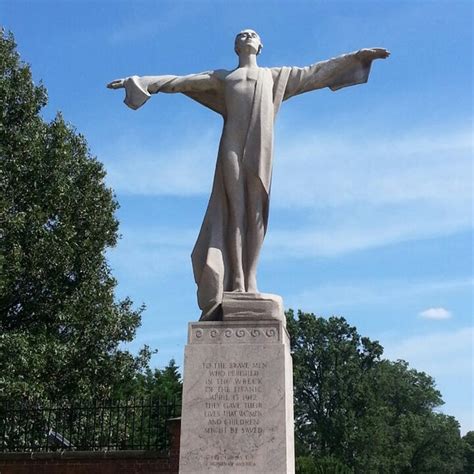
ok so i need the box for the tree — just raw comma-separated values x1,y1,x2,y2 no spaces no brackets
462,431,474,474
116,359,183,402
287,310,465,473
0,30,150,402
141,359,183,401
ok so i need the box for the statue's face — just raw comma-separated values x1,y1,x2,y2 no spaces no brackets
234,29,262,56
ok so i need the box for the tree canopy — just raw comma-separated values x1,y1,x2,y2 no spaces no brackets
0,29,153,401
462,431,474,474
287,310,465,473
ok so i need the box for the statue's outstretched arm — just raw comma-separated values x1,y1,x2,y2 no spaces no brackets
282,48,390,100
107,72,217,92
107,72,220,110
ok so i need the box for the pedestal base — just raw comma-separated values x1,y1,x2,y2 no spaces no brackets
222,292,285,324
179,308,295,473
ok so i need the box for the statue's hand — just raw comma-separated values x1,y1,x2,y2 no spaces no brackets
357,48,391,62
107,78,125,89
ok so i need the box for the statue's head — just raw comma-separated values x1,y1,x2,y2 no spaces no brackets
234,29,263,56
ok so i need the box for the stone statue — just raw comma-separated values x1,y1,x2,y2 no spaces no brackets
107,29,389,321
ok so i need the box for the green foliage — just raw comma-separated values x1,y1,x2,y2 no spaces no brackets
287,310,465,473
115,359,183,402
296,455,353,474
0,30,150,401
141,359,183,401
462,431,474,473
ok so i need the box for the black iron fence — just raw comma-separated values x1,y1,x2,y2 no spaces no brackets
0,398,181,452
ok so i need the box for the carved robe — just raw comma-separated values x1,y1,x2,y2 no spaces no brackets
123,52,373,320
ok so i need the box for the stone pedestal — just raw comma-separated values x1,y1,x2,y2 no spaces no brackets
179,294,295,473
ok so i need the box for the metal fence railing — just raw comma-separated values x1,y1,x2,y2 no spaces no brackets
0,398,181,453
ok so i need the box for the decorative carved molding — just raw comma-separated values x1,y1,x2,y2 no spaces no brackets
189,323,282,344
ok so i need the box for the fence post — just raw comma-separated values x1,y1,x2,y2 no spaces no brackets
167,417,181,473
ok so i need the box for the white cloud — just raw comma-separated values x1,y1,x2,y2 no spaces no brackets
272,126,472,210
102,125,472,207
264,207,469,259
102,130,218,196
383,327,473,377
101,124,472,259
419,307,452,320
107,227,197,280
264,123,472,258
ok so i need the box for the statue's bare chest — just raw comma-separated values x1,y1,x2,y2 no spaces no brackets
223,68,258,100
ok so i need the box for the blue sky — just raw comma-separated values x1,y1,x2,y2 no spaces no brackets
3,1,472,434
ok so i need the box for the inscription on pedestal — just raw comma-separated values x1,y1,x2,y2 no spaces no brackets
179,321,294,473
203,360,266,468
